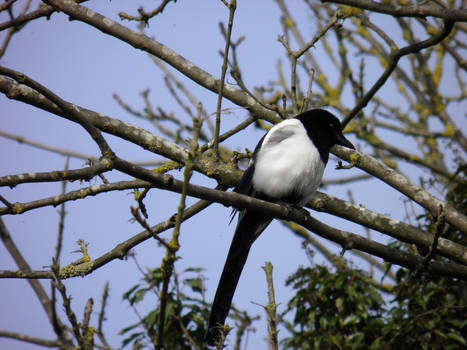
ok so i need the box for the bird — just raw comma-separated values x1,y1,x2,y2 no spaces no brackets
205,108,355,346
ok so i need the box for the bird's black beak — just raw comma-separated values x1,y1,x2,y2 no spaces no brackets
335,132,355,150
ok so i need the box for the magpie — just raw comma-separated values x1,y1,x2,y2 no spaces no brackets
206,109,355,346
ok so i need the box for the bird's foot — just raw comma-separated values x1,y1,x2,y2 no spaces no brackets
276,201,309,218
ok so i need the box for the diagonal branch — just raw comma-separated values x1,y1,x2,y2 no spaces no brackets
341,19,454,127
332,145,467,234
0,330,62,348
42,0,282,125
0,218,73,346
0,65,114,158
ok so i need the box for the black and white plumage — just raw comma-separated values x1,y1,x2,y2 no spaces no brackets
206,109,355,346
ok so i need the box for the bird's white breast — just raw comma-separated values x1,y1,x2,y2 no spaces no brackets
251,119,325,205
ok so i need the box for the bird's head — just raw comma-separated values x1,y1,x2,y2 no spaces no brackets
295,109,355,163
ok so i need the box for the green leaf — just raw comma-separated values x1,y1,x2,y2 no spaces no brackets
447,332,466,346
144,309,158,329
342,314,360,326
121,332,144,349
184,267,205,273
119,322,140,335
122,284,140,301
184,277,203,294
335,297,344,313
130,288,149,305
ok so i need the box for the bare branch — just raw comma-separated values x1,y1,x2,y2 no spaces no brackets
322,0,467,22
310,192,467,265
0,161,110,188
119,0,176,23
262,262,279,350
332,146,467,235
0,218,72,346
214,0,237,159
42,0,282,125
0,129,96,161
0,65,114,158
2,175,467,279
342,20,454,127
0,330,62,348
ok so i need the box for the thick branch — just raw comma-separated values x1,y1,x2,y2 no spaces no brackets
0,76,242,187
0,1,89,31
310,192,467,264
0,198,212,280
42,0,282,125
322,0,467,22
332,146,467,235
111,156,467,279
2,168,467,279
0,180,152,215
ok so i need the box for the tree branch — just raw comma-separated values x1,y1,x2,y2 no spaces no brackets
322,0,467,22
0,76,242,187
0,218,72,346
310,191,467,265
214,0,237,159
341,20,454,127
0,330,62,348
332,145,467,235
0,161,110,188
42,0,282,125
0,65,114,158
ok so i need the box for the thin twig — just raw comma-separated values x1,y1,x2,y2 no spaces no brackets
51,261,82,345
301,68,315,112
119,0,175,23
214,0,237,159
130,206,170,249
54,156,70,263
0,218,71,346
262,262,279,350
155,105,203,350
96,282,111,349
0,330,62,348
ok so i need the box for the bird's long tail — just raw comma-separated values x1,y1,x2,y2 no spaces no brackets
206,210,272,346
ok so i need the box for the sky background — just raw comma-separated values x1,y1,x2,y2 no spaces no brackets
1,1,463,349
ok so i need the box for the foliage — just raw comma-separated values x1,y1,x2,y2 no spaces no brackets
281,264,385,349
120,267,209,349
